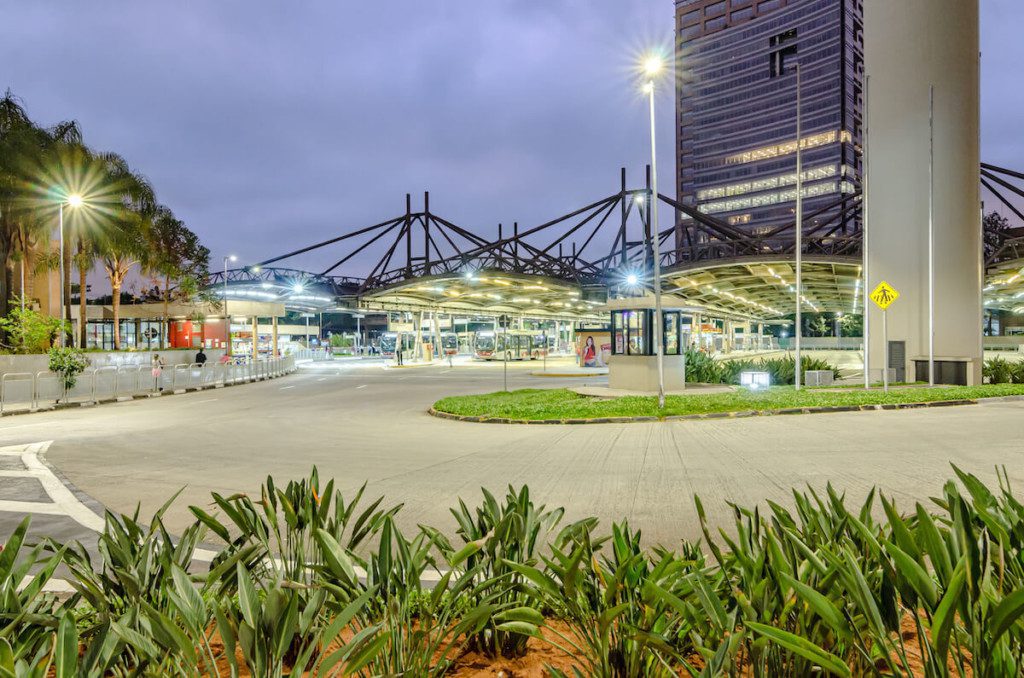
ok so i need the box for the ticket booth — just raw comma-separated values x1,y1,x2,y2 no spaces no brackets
607,298,687,391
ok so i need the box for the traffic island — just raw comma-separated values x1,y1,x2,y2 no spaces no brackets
429,384,1024,424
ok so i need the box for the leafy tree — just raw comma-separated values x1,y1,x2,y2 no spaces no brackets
147,206,210,348
840,313,863,337
984,211,1013,262
0,297,66,353
808,315,832,337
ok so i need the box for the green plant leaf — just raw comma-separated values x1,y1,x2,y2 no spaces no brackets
990,587,1024,646
746,621,852,677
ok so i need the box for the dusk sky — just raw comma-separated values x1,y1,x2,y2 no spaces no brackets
3,1,1021,283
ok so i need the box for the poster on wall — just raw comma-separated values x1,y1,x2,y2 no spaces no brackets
576,330,611,368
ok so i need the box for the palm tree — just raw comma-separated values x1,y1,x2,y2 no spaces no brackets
0,92,47,323
0,91,83,337
92,153,156,350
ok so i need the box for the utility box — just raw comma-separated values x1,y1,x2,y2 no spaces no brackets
804,370,834,387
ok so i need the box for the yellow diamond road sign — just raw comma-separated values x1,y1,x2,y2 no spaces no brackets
870,281,899,310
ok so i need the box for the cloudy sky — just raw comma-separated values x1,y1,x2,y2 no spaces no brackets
2,1,1021,280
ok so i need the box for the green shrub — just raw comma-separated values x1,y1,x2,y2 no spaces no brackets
0,298,67,354
684,349,840,386
47,346,89,400
985,356,1018,384
4,466,1024,676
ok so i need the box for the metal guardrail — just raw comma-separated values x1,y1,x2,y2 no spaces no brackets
291,348,330,362
0,356,296,415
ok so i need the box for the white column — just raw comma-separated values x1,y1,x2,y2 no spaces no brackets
864,0,982,384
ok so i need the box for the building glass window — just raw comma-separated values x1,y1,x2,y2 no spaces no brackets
705,1,727,17
663,312,681,355
627,311,647,356
611,310,682,356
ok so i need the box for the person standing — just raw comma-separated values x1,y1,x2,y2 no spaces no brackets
151,353,166,392
195,348,207,365
396,344,404,366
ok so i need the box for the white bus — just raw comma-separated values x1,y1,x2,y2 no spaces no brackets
379,332,416,358
474,330,542,361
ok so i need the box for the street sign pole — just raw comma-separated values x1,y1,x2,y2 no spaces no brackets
869,281,899,393
882,308,889,393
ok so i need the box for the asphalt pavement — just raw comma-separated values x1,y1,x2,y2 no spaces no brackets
1,355,1022,549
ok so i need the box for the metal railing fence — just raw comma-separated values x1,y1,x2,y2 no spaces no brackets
0,356,295,415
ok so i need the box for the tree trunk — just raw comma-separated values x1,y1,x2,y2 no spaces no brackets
112,281,121,350
0,238,10,323
162,275,171,349
78,242,88,349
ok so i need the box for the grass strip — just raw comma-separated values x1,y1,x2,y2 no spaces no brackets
433,383,1024,421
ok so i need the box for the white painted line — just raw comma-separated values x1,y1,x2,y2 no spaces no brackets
194,398,218,404
316,378,326,382
19,442,104,532
279,385,295,390
0,470,31,478
356,385,367,389
0,501,67,515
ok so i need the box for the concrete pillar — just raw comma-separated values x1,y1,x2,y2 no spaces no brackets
864,0,982,384
433,310,442,359
415,310,424,361
251,316,259,360
272,316,279,358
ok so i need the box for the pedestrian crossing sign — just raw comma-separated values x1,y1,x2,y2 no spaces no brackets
870,281,899,310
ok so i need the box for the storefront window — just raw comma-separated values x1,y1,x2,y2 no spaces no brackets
627,311,647,355
663,312,681,355
612,312,625,354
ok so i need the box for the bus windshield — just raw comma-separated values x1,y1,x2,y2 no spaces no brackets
476,334,495,351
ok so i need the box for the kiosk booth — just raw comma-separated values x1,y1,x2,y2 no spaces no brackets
606,297,688,392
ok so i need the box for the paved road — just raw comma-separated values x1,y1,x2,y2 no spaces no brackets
1,356,1022,549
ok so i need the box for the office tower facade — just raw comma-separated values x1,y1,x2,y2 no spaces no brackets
675,0,863,240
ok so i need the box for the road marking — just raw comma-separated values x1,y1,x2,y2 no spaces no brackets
195,398,218,404
0,440,449,586
356,385,367,389
279,385,295,390
0,442,105,531
316,378,326,382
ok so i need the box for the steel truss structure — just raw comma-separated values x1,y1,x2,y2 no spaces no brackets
982,163,1024,267
208,163,1020,320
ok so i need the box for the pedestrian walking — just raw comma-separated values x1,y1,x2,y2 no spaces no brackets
151,353,166,391
396,345,404,366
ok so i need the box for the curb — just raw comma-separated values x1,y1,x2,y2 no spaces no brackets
427,398,979,425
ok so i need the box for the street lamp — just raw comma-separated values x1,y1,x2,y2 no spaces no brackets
641,53,667,408
223,255,237,355
57,194,84,347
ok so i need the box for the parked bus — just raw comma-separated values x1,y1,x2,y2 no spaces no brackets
379,332,416,358
474,330,540,361
532,333,556,357
440,332,459,355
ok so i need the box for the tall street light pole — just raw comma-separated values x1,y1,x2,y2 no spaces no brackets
57,194,83,348
223,255,237,356
643,55,666,409
794,62,804,391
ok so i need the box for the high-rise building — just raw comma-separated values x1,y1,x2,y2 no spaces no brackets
675,0,863,240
